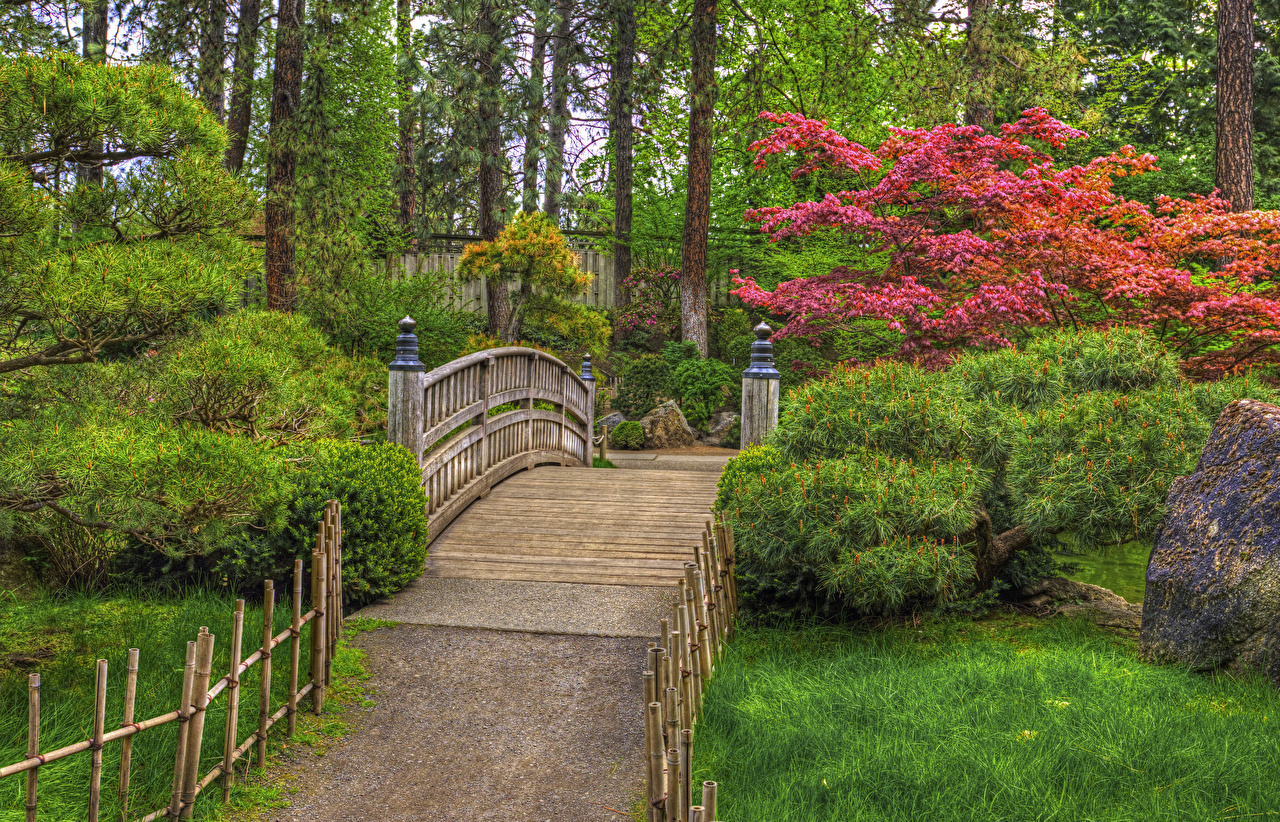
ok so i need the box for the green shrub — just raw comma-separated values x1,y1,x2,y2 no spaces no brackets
615,354,672,418
672,357,740,430
716,328,1279,621
611,420,645,450
218,440,428,608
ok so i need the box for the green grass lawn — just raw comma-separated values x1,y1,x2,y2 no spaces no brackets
0,587,377,821
694,615,1280,821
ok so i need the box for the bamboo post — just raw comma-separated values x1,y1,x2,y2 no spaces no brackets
702,782,717,821
664,747,681,822
642,670,656,718
179,628,216,819
310,549,327,715
324,506,337,683
690,809,704,822
118,648,139,820
387,317,427,466
680,729,694,822
25,673,39,822
740,322,781,448
221,600,245,802
663,687,679,751
646,702,665,822
648,645,666,705
168,642,198,819
87,658,108,822
288,558,303,736
257,579,275,766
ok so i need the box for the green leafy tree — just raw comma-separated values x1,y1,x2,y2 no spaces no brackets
716,328,1278,619
456,210,607,346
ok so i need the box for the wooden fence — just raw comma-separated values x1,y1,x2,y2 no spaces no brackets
389,237,741,313
0,501,345,821
639,515,738,822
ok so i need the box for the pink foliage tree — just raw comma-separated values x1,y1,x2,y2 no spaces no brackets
734,109,1280,378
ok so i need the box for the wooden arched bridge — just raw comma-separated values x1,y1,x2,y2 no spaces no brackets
386,318,722,587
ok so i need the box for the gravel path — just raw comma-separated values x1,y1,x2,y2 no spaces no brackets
270,624,647,822
356,578,676,636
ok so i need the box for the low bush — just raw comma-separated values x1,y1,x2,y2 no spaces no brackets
717,327,1278,621
611,420,645,450
672,357,739,430
218,440,428,608
614,354,672,418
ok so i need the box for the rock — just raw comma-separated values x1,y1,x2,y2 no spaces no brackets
639,401,696,449
1140,399,1280,679
597,411,627,431
1020,577,1142,631
704,412,741,448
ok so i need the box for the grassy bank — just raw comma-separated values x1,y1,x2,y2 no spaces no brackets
0,588,372,821
694,615,1280,821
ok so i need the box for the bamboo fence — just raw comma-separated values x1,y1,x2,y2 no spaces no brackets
641,514,739,822
0,500,345,821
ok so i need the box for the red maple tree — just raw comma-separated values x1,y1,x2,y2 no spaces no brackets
734,109,1280,378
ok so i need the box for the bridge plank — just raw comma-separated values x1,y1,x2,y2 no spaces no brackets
425,466,721,586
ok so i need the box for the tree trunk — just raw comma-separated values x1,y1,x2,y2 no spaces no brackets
264,0,306,312
224,0,261,173
521,7,549,213
78,0,108,187
611,0,635,310
680,0,716,356
395,0,418,240
543,0,573,221
478,0,512,339
964,0,995,128
199,0,228,121
1216,0,1255,212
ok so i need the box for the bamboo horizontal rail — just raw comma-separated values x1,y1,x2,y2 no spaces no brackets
0,501,345,821
386,319,599,543
637,514,737,822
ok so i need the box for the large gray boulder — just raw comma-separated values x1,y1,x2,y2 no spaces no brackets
1140,399,1280,680
597,411,627,431
640,401,696,449
704,411,741,448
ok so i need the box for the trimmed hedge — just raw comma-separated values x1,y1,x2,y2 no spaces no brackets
219,440,428,608
611,420,645,450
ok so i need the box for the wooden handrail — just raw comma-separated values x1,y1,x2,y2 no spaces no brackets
386,321,597,542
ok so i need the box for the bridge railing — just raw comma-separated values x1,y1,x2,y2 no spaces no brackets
386,318,597,542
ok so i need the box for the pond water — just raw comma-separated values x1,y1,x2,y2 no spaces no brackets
1055,540,1151,604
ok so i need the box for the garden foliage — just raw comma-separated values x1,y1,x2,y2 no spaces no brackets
456,211,608,349
218,441,428,608
716,328,1277,619
610,421,645,450
614,341,740,430
735,109,1280,378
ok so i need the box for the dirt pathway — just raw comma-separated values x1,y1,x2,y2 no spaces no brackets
268,624,645,822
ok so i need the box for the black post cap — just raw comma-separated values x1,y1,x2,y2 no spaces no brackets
389,315,426,372
580,353,595,382
742,322,781,380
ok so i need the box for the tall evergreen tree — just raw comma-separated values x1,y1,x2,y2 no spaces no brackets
521,1,549,213
198,0,228,120
680,0,716,356
543,0,573,221
611,0,635,309
265,0,306,310
395,0,418,239
478,0,513,337
223,0,261,172
1216,0,1256,210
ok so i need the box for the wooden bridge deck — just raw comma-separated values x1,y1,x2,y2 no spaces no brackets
425,467,722,587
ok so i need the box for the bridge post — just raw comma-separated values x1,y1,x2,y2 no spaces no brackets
740,322,780,448
580,354,596,466
387,316,427,465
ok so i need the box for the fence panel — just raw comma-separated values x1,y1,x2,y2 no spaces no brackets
0,502,345,822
